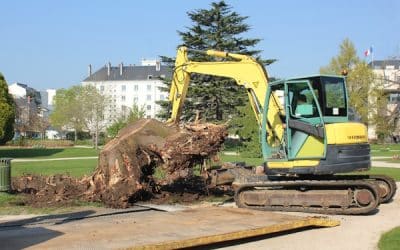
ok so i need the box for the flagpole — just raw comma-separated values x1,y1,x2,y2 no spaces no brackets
371,46,374,68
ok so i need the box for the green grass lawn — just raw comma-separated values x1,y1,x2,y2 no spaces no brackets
371,144,400,157
0,147,99,159
220,154,264,166
372,151,400,157
371,144,400,151
379,227,400,250
358,167,400,181
12,158,98,177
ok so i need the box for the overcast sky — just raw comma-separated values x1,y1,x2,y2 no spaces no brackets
0,0,399,90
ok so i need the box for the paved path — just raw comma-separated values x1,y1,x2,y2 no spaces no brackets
371,156,400,168
372,156,394,159
372,160,400,168
12,156,98,162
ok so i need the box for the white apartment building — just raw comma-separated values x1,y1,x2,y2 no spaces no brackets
82,60,171,127
368,59,400,140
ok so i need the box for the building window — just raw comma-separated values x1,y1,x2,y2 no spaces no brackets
146,115,151,119
386,65,395,70
147,84,151,91
134,85,138,91
121,96,126,102
121,85,126,91
160,94,165,100
147,95,151,101
147,105,151,110
388,93,400,103
133,97,138,103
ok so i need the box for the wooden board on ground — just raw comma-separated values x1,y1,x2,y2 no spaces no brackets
0,207,339,250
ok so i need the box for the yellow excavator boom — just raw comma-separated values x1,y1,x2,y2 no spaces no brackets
167,46,284,141
168,46,268,124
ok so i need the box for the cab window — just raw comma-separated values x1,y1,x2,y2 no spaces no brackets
288,82,319,118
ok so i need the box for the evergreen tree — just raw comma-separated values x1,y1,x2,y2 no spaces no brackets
229,102,262,157
0,73,15,144
157,1,273,122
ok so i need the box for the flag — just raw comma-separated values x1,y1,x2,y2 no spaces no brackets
364,46,373,57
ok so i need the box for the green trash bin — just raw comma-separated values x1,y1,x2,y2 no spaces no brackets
0,158,12,192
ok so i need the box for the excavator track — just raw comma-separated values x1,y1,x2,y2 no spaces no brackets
318,175,397,204
235,180,380,215
271,174,397,204
368,175,397,203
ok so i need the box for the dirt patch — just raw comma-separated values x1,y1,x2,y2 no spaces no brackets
12,119,229,208
12,174,87,207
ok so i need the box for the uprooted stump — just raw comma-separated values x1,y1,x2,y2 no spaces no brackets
12,119,228,208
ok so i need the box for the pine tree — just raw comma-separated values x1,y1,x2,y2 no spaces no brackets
0,73,15,144
229,102,262,157
157,1,273,122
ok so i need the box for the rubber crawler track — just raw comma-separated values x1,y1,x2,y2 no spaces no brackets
274,175,397,204
235,180,380,215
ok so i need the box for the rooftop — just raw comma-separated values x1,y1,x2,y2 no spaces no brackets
370,59,400,70
83,64,172,82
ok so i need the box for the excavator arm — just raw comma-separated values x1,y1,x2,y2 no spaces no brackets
167,46,284,141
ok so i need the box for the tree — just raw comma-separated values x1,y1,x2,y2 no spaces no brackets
50,86,84,141
320,38,359,75
51,85,107,149
371,86,393,142
0,73,15,144
320,38,377,124
13,92,44,140
106,102,145,138
229,102,261,157
346,61,376,124
157,1,273,122
79,85,108,149
33,114,50,140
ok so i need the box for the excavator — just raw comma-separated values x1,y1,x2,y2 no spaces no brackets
167,46,397,215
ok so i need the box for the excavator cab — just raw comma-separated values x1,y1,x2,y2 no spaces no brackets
262,75,371,175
